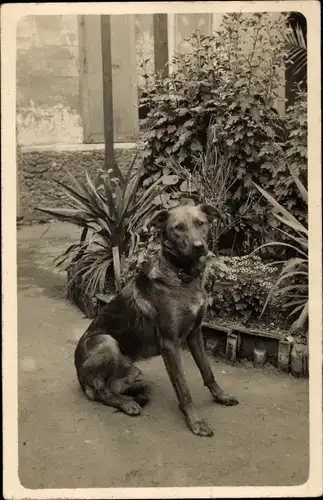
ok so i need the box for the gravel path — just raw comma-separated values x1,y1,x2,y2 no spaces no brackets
17,222,309,488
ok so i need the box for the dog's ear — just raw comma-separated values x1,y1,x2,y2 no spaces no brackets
149,209,169,230
199,203,221,221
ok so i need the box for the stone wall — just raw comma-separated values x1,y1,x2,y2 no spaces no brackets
18,148,135,223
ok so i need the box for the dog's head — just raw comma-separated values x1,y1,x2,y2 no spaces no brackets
151,202,219,263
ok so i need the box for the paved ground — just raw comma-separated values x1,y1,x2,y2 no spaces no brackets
18,222,309,488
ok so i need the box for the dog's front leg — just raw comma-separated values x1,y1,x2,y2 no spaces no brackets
187,327,239,406
161,338,214,437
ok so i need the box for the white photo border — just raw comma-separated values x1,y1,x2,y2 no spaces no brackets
2,2,322,498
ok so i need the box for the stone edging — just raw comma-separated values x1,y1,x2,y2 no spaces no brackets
203,321,308,378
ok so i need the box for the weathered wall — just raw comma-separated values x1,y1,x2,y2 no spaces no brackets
16,15,83,145
135,14,154,90
18,149,135,222
16,14,151,146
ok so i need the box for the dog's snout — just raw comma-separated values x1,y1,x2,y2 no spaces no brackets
193,241,205,255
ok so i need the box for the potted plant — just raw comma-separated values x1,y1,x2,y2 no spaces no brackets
36,153,162,318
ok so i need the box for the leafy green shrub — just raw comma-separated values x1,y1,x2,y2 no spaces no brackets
36,154,162,296
141,14,288,167
140,12,307,253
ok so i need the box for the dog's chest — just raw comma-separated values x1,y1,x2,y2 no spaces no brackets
179,290,206,325
174,291,206,340
186,292,206,316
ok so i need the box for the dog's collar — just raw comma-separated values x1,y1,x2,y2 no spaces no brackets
176,268,196,283
161,243,204,283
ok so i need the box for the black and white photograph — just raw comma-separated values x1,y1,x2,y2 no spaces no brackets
1,1,322,498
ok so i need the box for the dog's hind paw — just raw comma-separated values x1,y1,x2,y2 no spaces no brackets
190,419,214,437
134,392,151,407
120,400,142,416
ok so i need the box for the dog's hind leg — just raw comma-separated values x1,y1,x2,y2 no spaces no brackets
187,327,239,406
79,339,142,416
84,376,142,416
124,379,152,407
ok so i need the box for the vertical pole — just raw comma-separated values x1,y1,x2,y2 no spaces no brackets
101,15,116,170
153,14,169,78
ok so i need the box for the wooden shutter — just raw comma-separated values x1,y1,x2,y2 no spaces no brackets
79,15,139,143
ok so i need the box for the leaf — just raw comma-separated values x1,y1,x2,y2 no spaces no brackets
273,270,308,289
112,246,122,293
118,169,142,224
178,130,193,145
162,174,180,186
54,242,86,267
143,176,154,187
291,301,308,329
152,193,170,206
274,227,308,252
252,242,308,259
178,147,187,163
282,258,307,274
249,106,261,122
233,78,247,88
35,207,91,227
142,149,152,158
62,168,91,201
253,182,306,230
168,199,180,208
273,213,307,237
274,284,307,296
180,180,197,193
183,119,195,128
167,125,177,133
178,108,189,116
289,167,308,203
190,139,202,152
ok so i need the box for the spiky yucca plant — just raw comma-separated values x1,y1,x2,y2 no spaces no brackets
36,153,162,296
253,167,308,332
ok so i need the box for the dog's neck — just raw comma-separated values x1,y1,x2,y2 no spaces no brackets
160,241,206,283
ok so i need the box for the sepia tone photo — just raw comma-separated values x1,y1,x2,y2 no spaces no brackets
1,1,322,498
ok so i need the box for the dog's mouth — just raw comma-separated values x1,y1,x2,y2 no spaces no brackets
163,240,208,266
191,245,208,258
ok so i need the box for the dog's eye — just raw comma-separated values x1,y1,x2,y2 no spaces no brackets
195,219,205,227
174,222,185,231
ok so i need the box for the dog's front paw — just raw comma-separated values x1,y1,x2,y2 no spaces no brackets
213,392,239,406
120,400,142,416
189,419,214,437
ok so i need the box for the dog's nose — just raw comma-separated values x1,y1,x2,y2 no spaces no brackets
193,241,205,255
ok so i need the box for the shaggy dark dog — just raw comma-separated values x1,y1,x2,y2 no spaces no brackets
75,203,238,437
